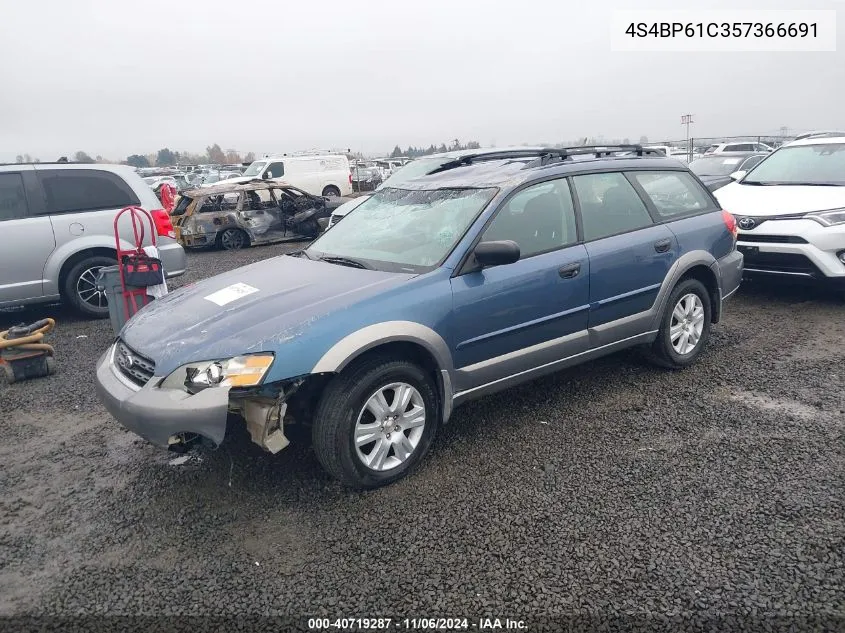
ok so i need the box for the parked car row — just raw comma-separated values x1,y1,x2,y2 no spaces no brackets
3,133,841,489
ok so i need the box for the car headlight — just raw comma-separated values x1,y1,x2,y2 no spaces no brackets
806,208,845,226
163,354,274,390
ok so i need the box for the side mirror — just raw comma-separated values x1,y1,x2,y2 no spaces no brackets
729,170,747,182
474,240,520,268
263,171,271,179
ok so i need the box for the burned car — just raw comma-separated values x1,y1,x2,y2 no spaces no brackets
172,179,344,250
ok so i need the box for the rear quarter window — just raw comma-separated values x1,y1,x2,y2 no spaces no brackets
38,169,140,214
629,171,713,219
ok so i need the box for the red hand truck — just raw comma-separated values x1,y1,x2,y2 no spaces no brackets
113,206,157,321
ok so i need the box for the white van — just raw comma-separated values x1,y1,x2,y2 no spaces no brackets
228,155,352,197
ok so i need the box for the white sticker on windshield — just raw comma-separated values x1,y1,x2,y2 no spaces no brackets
723,158,741,164
204,283,259,306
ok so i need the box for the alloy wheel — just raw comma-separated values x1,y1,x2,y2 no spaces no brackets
670,293,705,355
354,382,426,471
76,266,107,310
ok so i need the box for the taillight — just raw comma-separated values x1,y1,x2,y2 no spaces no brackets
348,173,352,185
151,209,176,239
722,210,738,240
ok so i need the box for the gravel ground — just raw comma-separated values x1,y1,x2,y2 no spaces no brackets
1,245,843,632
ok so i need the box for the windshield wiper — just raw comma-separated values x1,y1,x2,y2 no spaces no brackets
318,255,371,269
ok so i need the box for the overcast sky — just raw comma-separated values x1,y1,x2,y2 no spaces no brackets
1,0,842,162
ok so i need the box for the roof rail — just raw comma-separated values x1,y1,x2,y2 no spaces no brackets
792,131,845,140
429,145,665,174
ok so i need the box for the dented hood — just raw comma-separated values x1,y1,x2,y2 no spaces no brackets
120,254,412,376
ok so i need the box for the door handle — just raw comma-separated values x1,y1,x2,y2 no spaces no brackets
558,262,581,279
654,238,672,253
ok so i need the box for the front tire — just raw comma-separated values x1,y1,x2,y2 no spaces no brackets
63,255,115,318
312,356,439,489
645,278,712,369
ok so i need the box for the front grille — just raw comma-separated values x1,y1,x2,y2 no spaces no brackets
738,234,808,244
740,250,822,276
328,214,342,228
114,340,156,386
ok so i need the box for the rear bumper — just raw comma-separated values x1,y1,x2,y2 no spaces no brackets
95,344,229,448
157,240,187,278
713,249,744,300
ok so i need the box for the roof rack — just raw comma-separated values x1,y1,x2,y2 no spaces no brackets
429,145,665,174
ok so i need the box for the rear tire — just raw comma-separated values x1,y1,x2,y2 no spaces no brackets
63,255,115,318
322,186,340,198
312,356,439,489
217,228,249,251
644,278,712,369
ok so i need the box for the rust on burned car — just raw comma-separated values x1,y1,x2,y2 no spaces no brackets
171,179,343,250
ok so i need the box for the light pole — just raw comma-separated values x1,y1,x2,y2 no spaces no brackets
681,114,694,160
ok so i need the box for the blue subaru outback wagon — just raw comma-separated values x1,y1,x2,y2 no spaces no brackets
96,146,743,488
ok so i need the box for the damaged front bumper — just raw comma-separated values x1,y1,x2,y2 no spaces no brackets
95,345,231,448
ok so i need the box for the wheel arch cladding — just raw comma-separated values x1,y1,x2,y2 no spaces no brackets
311,321,455,423
649,250,717,329
679,264,721,323
311,321,454,375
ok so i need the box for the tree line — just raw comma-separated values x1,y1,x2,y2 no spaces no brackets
12,144,256,168
125,144,256,169
390,139,482,158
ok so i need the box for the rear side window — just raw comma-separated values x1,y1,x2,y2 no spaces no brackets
629,171,712,219
38,169,140,214
0,173,29,221
572,172,653,241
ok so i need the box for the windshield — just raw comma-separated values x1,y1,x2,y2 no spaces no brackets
743,144,845,185
381,158,445,187
690,156,749,176
306,187,497,272
243,161,267,177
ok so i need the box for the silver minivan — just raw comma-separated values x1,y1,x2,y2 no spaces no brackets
0,163,187,317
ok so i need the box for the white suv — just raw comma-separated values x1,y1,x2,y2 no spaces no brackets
707,142,774,154
714,134,845,289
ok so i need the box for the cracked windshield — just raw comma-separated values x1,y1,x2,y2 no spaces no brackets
307,187,496,270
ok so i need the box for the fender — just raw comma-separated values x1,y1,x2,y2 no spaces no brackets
311,321,456,423
648,249,718,331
